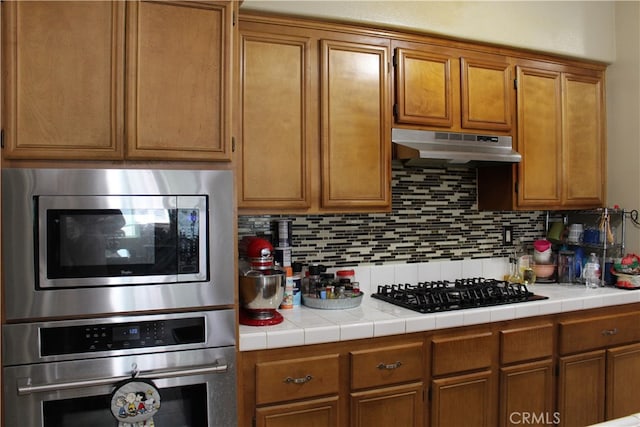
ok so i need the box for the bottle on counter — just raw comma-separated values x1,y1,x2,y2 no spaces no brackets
291,262,303,306
583,253,601,289
303,264,325,298
280,266,294,309
320,273,335,299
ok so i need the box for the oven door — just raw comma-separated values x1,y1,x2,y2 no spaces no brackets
3,347,237,427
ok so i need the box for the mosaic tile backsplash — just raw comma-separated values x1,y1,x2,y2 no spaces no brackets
238,162,546,267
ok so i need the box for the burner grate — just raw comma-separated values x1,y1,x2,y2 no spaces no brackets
371,278,547,313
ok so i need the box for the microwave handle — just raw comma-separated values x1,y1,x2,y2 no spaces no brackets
17,360,228,395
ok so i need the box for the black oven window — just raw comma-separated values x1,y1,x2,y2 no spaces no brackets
42,384,207,427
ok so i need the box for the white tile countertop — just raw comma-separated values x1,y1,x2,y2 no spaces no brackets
589,413,640,426
239,258,640,351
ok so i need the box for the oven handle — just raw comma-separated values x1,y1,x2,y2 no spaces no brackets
17,360,228,396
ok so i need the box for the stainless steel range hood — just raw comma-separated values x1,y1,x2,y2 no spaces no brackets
392,128,521,167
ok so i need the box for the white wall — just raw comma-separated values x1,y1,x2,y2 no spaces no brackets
240,1,616,62
607,1,640,253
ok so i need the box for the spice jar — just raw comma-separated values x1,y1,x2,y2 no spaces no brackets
336,269,355,284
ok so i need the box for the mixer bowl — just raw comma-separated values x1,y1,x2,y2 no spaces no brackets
239,271,285,310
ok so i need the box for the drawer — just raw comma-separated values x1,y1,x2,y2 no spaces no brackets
500,323,554,364
255,354,340,405
559,312,640,355
432,332,493,376
350,342,424,390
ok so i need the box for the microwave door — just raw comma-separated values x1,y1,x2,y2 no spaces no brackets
37,195,206,289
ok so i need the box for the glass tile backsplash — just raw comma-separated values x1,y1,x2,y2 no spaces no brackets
238,163,545,267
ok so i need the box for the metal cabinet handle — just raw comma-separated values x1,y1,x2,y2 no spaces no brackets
284,375,313,384
377,361,402,370
601,328,619,336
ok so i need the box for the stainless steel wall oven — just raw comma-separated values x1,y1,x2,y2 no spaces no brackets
2,168,237,426
3,310,237,427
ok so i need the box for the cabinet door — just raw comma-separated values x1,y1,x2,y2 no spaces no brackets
500,360,555,427
351,382,424,427
255,396,338,427
515,66,563,208
2,1,125,159
557,350,606,427
238,28,312,209
320,39,391,209
461,57,512,131
562,73,605,207
606,343,640,420
394,47,454,127
432,370,495,427
126,0,233,160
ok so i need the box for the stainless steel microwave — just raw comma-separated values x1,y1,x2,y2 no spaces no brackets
38,194,207,288
2,168,235,322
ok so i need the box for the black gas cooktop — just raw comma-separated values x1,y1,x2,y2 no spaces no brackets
371,278,548,314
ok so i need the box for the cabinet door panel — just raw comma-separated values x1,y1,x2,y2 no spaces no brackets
516,66,562,207
500,360,555,427
255,354,340,405
461,57,512,131
607,343,640,420
432,332,493,376
562,73,605,207
126,0,232,160
320,39,391,209
3,1,124,159
256,396,338,427
557,351,606,427
500,323,554,364
239,30,311,208
350,342,424,390
432,370,494,427
395,48,453,127
351,382,424,427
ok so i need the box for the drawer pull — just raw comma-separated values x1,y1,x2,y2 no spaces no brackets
377,361,402,370
601,328,619,336
284,375,313,385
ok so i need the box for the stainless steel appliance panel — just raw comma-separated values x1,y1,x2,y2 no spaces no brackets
3,346,237,427
2,309,235,366
2,168,235,321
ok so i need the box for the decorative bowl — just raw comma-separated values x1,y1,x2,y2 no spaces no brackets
532,263,555,279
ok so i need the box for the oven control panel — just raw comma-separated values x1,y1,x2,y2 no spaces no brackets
40,317,205,356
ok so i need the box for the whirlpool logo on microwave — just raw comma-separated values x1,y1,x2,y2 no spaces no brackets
509,412,561,425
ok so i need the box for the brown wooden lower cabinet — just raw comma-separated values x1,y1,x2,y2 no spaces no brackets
431,370,495,427
557,350,606,427
500,360,555,427
255,396,339,427
239,303,640,427
607,342,640,419
556,343,640,427
350,382,424,427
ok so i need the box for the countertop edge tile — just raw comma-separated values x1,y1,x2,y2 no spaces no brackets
304,325,341,345
239,285,640,350
373,319,406,337
340,322,374,341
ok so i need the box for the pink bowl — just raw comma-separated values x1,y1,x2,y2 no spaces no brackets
533,263,555,279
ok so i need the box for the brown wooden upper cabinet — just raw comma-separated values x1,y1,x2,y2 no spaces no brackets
478,59,605,210
393,41,512,132
2,0,234,161
238,15,391,213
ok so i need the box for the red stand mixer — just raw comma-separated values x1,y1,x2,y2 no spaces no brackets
239,237,286,326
